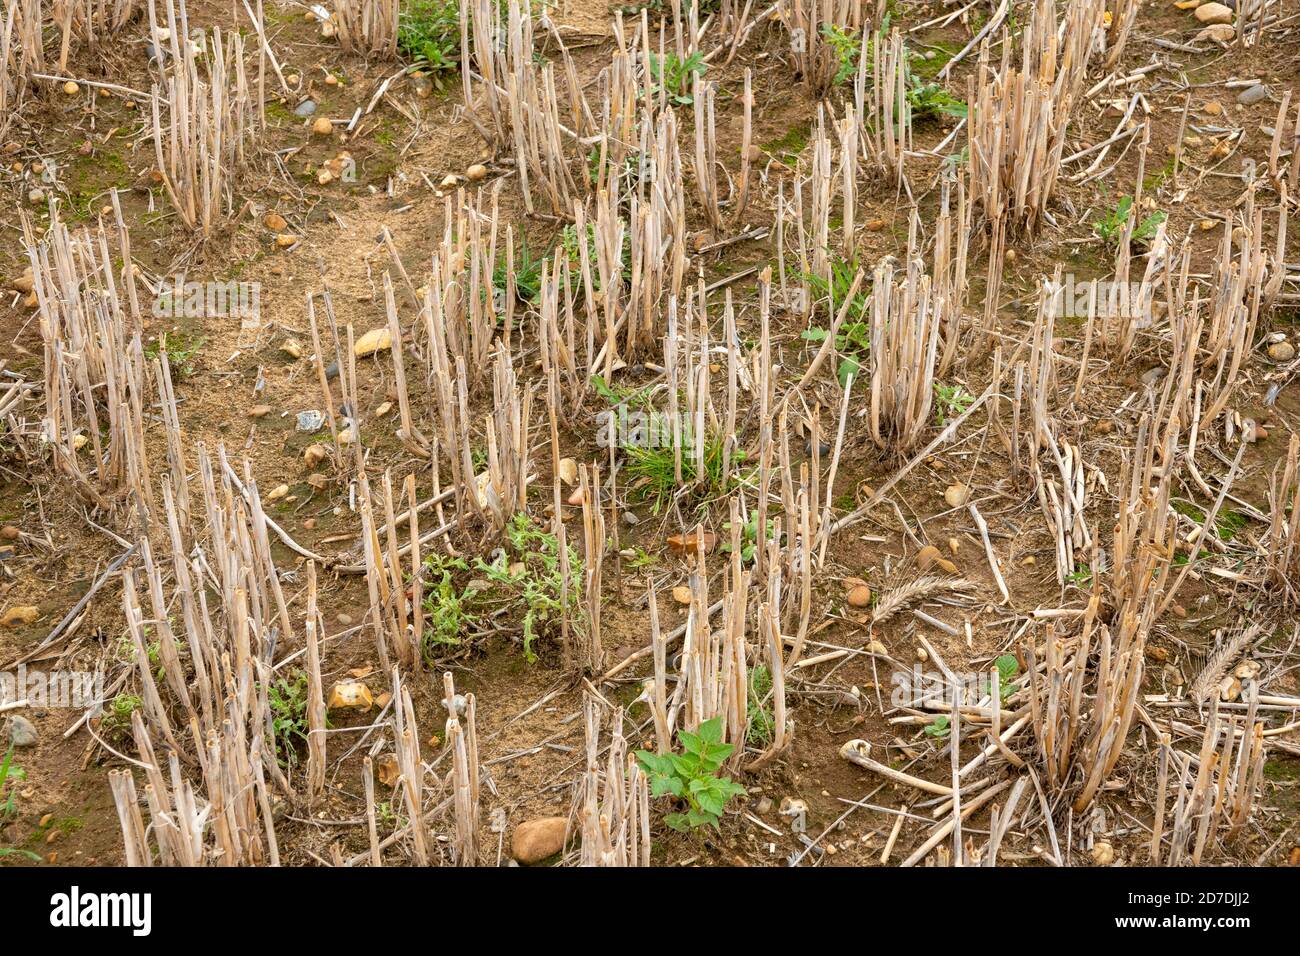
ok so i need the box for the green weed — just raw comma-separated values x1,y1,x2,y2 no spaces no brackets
420,553,480,657
268,671,311,769
635,717,746,830
649,51,707,105
476,513,583,663
933,382,974,425
1094,196,1166,246
398,0,461,82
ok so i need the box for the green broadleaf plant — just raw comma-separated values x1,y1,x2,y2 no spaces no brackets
635,717,747,831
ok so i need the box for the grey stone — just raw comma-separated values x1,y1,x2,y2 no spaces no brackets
8,714,37,748
293,99,318,117
296,410,326,432
1237,84,1267,106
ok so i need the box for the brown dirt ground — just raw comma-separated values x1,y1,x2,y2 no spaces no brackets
2,0,1299,868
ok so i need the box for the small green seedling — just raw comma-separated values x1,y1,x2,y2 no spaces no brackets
934,382,974,424
924,715,950,739
994,653,1019,702
268,671,311,768
801,256,871,389
1,744,41,861
1094,196,1166,247
636,717,747,831
398,0,462,81
420,553,479,656
649,51,707,104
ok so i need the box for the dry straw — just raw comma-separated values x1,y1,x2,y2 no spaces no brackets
334,0,398,58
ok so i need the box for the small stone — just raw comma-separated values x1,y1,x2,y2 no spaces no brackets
265,212,288,232
307,474,329,491
376,754,400,787
374,401,392,416
1140,366,1167,387
28,187,45,205
1196,23,1235,41
286,73,300,86
353,327,392,357
1234,660,1262,681
917,545,958,574
916,646,929,662
8,715,37,747
440,174,459,189
1094,419,1115,435
667,530,718,555
0,526,18,540
466,163,488,181
62,80,79,95
312,116,333,136
865,218,885,231
1194,2,1233,22
1174,0,1201,8
566,487,585,506
1267,341,1295,362
247,404,272,418
275,234,298,248
1091,842,1115,866
337,613,353,625
622,511,639,527
1237,84,1267,106
1203,100,1223,115
11,268,34,294
672,585,693,605
557,457,578,486
281,338,303,359
324,361,339,381
846,584,872,608
943,482,969,508
512,817,568,865
302,518,316,530
1,606,39,627
327,681,374,711
325,74,339,86
265,483,290,502
1219,675,1242,702
867,640,888,655
297,410,326,432
294,99,317,118
806,439,830,456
